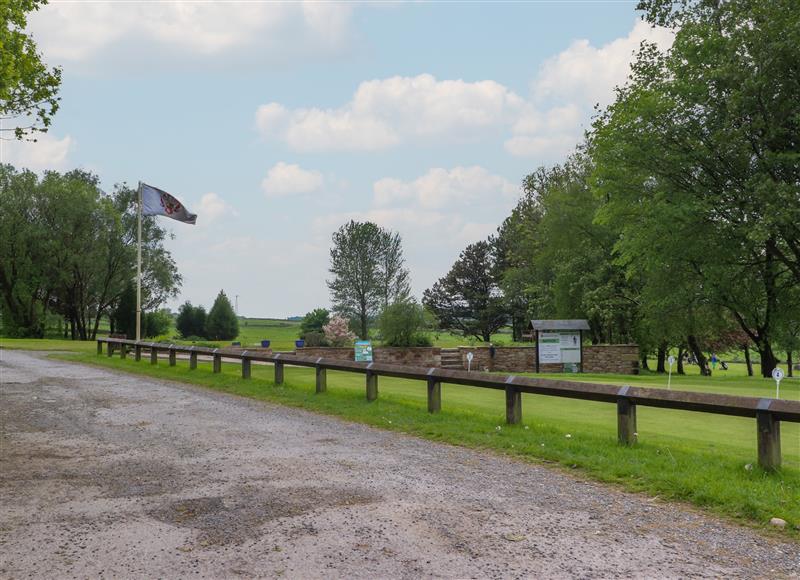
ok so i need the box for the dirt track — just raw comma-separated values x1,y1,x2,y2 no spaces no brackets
1,349,798,579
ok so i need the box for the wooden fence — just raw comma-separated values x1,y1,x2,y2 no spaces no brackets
97,338,800,471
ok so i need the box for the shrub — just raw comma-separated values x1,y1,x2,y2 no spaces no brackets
300,308,330,339
303,331,329,347
378,300,431,347
323,315,356,347
176,302,207,339
144,309,172,338
205,290,239,341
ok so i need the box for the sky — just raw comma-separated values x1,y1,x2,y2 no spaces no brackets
1,1,672,318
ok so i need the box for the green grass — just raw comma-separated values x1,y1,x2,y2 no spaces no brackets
3,338,798,536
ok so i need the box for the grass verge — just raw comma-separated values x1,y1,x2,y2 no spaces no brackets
49,349,800,538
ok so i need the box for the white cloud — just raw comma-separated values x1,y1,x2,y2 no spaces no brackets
533,20,674,107
27,2,354,66
196,192,237,224
261,162,324,197
374,166,518,210
0,133,76,172
255,74,524,152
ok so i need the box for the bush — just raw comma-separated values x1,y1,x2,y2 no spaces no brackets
300,308,330,338
113,282,137,338
205,290,239,341
323,315,356,347
378,300,431,347
144,309,172,338
176,302,207,339
303,331,329,347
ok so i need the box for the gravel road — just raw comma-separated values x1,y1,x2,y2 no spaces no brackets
1,349,798,579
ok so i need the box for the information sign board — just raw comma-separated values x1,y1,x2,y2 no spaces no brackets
355,340,373,362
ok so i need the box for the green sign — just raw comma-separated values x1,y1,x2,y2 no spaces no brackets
355,340,373,362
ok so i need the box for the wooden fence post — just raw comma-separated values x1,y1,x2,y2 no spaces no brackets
427,376,441,413
169,346,176,367
505,386,522,424
97,341,103,355
617,394,637,446
107,343,114,357
241,354,251,379
316,364,327,393
213,350,221,373
120,344,127,359
150,346,158,365
757,411,781,471
135,344,142,362
189,350,197,370
366,370,378,402
274,361,284,385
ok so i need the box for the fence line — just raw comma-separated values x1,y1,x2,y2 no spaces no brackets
97,338,800,471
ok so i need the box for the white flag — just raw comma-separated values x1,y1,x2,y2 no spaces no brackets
141,183,197,224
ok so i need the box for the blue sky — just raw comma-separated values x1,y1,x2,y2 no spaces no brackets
3,1,671,317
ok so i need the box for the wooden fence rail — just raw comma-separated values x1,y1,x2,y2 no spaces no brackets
97,338,800,472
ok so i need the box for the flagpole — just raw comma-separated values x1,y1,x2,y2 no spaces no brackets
136,182,143,342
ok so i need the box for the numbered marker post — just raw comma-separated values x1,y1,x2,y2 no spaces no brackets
466,351,474,372
667,355,675,390
772,367,784,398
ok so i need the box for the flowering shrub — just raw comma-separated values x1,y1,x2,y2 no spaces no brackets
323,316,356,347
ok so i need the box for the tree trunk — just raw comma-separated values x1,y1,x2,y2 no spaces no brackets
677,346,685,375
788,351,794,378
687,334,711,376
757,342,777,378
743,343,753,377
656,343,667,373
640,353,650,371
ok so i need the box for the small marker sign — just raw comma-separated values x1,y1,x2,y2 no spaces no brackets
466,351,474,372
772,367,784,399
667,355,676,390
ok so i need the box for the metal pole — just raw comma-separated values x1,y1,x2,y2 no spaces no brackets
136,181,143,342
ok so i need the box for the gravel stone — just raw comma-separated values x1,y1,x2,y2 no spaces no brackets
1,349,798,578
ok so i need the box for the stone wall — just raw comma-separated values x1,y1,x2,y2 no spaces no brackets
299,346,441,367
283,344,638,375
583,345,639,375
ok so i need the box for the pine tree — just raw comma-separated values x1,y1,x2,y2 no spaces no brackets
205,290,239,341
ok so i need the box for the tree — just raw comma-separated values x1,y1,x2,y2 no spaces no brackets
327,220,410,339
378,300,432,347
113,281,137,338
143,309,172,338
323,315,356,347
590,0,800,376
176,302,207,339
205,290,238,341
1,0,62,140
299,308,330,339
423,241,506,342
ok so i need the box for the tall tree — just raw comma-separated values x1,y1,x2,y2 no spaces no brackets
327,220,410,339
590,0,800,376
423,241,506,342
205,290,238,341
1,0,62,139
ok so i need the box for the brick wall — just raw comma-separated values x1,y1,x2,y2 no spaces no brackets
286,344,639,374
298,347,441,367
583,345,639,374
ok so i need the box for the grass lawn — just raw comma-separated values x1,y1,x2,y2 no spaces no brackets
2,337,797,536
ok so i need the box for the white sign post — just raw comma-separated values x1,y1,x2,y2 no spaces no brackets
466,351,474,372
772,367,784,398
667,355,676,390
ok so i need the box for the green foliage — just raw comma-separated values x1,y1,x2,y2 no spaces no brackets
423,241,506,342
590,0,800,376
327,220,410,339
378,300,432,347
176,302,207,339
0,165,181,340
302,331,329,347
205,290,239,341
0,0,62,140
143,309,172,338
113,282,137,338
299,308,330,339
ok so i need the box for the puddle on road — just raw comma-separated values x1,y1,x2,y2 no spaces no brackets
150,485,377,545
